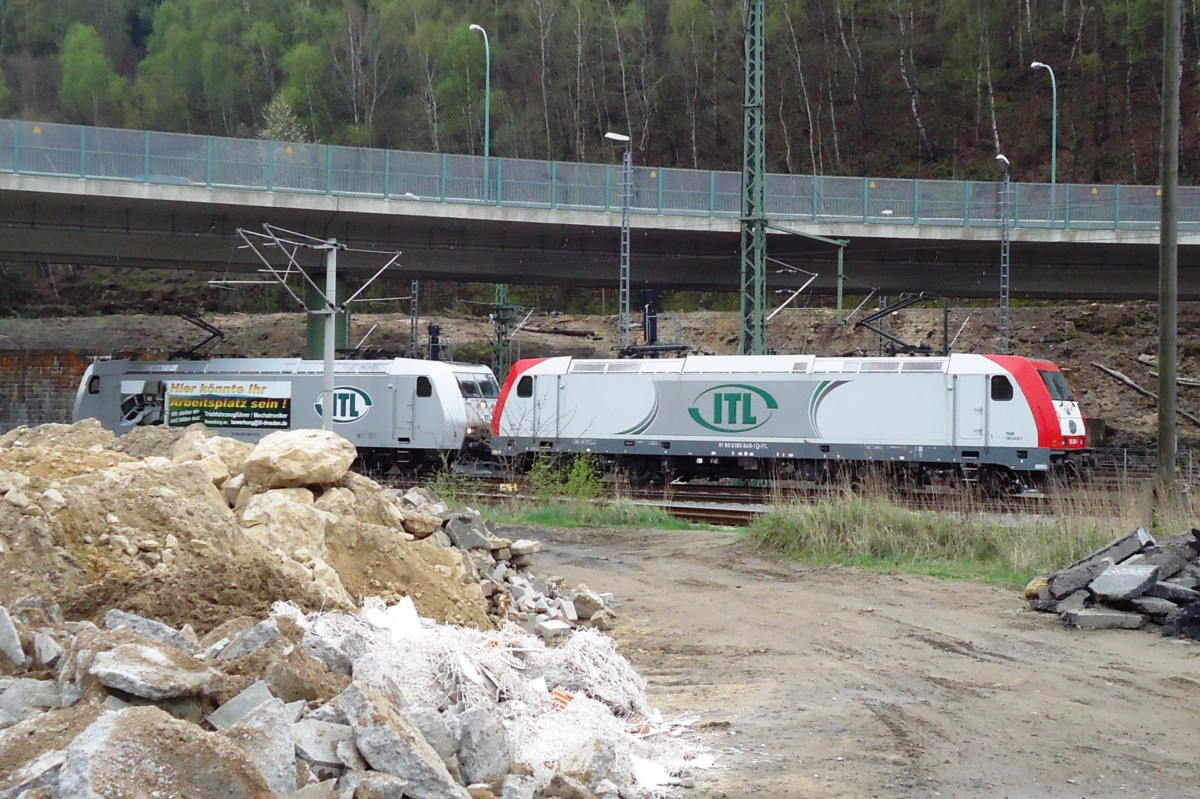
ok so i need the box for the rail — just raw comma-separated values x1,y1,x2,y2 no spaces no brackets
2,118,1198,231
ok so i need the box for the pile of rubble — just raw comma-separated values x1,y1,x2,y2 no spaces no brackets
0,597,707,798
0,421,709,796
0,420,612,638
1025,526,1200,635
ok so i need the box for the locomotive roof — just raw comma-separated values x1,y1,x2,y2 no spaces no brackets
95,357,494,376
551,353,1022,376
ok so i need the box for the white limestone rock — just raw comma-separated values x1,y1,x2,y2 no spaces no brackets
243,429,357,489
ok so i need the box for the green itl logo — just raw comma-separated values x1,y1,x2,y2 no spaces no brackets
688,384,778,432
314,386,373,423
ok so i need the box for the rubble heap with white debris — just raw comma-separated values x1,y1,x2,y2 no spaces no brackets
0,421,710,797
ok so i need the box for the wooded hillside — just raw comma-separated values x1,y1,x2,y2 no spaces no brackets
0,1,1195,183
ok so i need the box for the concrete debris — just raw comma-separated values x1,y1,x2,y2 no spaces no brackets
457,706,512,787
0,421,708,797
341,681,472,799
88,642,223,700
58,706,271,799
1026,527,1200,637
0,608,26,669
206,679,274,730
104,609,191,651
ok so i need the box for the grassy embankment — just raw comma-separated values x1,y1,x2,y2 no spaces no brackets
430,459,1192,587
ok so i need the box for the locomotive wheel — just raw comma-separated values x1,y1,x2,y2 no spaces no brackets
978,466,1020,496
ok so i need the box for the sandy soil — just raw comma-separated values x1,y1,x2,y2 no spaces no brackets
523,524,1199,799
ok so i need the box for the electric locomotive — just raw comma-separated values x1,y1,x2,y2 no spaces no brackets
74,357,500,473
491,353,1088,489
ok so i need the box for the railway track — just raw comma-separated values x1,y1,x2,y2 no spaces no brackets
382,471,1135,527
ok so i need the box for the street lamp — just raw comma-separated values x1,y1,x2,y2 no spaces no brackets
1031,61,1057,223
605,131,633,352
468,24,490,201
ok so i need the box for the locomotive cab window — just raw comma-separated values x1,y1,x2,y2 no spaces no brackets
87,375,101,395
517,376,533,398
990,376,1013,401
416,376,432,397
1039,370,1076,402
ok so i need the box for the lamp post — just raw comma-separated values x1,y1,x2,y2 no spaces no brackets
605,131,633,352
1031,61,1057,223
468,24,490,201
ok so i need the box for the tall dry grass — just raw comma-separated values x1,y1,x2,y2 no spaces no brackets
748,477,1196,585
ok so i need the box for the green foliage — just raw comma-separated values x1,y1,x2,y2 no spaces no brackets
524,454,603,501
486,498,698,530
58,23,124,125
0,0,1188,181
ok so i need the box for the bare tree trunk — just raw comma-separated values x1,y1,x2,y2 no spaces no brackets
1068,0,1088,67
533,0,561,161
783,3,819,175
604,0,633,138
684,17,702,168
983,34,1001,154
895,1,934,160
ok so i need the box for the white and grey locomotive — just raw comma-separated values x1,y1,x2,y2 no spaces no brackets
491,353,1089,489
74,357,499,472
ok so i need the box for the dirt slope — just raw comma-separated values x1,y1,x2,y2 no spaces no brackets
3,301,1198,446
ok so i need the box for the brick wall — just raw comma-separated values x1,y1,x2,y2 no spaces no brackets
0,352,107,432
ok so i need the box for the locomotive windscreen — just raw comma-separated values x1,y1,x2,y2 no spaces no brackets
1038,370,1076,402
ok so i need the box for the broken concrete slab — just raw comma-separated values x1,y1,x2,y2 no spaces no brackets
32,634,63,669
292,718,354,768
58,706,270,799
0,705,104,799
302,632,352,676
0,608,26,668
340,681,471,799
349,651,409,711
1053,591,1089,614
1089,562,1160,601
1131,597,1180,619
89,643,224,700
1063,608,1147,630
104,609,190,652
206,679,274,730
458,706,512,787
215,619,281,662
220,697,297,795
0,679,62,721
446,518,498,550
403,706,459,777
1048,528,1157,598
1147,581,1200,604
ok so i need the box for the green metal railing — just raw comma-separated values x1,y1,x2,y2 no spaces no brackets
1,118,1196,230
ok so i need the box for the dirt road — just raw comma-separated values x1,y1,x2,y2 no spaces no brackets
526,526,1199,799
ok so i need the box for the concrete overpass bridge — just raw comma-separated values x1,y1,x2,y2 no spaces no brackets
2,118,1200,300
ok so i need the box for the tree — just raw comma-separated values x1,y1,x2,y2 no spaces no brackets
257,95,310,142
58,22,124,125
